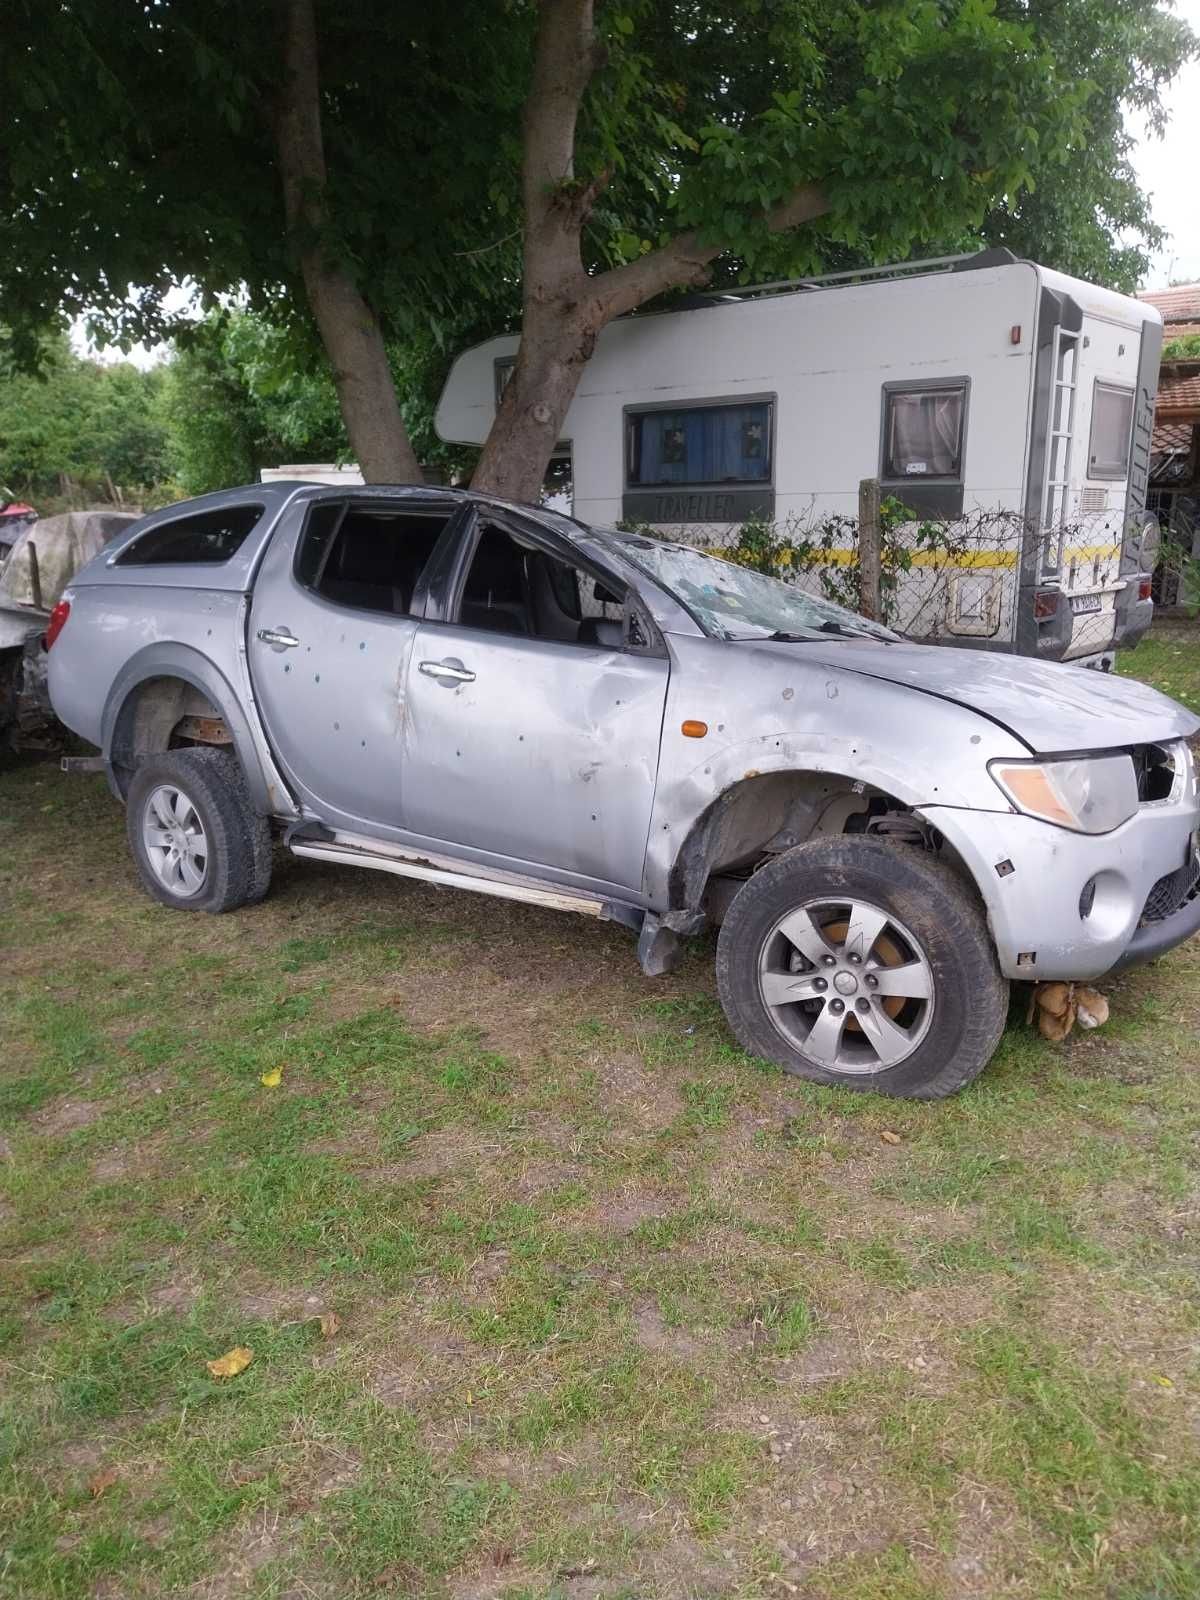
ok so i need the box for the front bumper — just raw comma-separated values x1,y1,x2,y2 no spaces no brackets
1106,881,1200,974
919,797,1200,982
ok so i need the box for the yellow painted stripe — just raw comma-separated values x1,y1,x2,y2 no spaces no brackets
707,543,1124,571
1060,544,1122,560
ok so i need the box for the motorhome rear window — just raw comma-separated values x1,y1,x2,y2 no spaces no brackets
115,505,264,566
883,386,965,480
1088,382,1134,479
626,401,772,487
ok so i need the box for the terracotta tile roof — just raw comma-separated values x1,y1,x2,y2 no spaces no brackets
1152,418,1195,454
1156,363,1200,416
1140,284,1200,323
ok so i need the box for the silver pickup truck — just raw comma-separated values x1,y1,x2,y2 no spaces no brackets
47,482,1200,1099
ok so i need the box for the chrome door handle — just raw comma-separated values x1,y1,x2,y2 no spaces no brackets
257,627,300,650
419,657,475,685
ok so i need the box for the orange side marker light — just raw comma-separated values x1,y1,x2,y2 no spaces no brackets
681,720,708,739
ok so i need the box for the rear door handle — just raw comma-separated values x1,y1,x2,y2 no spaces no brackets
257,627,300,651
419,657,475,685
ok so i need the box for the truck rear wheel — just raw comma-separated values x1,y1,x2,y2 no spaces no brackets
715,836,1008,1100
125,748,272,914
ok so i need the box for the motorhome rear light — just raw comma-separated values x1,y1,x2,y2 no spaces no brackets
44,599,71,650
1138,577,1152,602
1033,590,1059,620
1010,325,1021,344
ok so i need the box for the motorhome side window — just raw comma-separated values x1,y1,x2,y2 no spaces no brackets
626,401,772,487
883,386,966,480
1087,382,1134,479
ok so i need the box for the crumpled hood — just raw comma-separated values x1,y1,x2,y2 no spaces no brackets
754,638,1200,753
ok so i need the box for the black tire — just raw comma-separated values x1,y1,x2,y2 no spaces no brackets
125,747,273,914
715,836,1008,1100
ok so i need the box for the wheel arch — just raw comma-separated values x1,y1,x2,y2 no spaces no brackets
101,644,296,816
665,767,919,916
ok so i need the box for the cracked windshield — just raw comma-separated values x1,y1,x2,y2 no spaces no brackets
609,533,897,641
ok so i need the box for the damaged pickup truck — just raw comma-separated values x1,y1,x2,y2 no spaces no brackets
47,483,1200,1098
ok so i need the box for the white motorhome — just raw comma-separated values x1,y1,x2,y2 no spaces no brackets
436,250,1162,665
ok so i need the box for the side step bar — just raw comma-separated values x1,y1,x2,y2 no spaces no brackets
290,834,616,921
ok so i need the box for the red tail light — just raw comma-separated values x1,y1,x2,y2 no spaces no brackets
1033,589,1060,620
1138,577,1152,602
44,599,71,650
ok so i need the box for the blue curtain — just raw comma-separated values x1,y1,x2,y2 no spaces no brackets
632,403,770,485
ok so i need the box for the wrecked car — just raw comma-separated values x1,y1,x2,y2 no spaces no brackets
46,483,1200,1098
1,510,135,747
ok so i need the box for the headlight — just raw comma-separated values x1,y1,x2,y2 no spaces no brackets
989,754,1138,833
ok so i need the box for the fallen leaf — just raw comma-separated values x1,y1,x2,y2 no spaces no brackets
880,1130,902,1146
317,1312,340,1339
260,1067,283,1088
88,1466,118,1499
206,1346,253,1379
1151,1373,1174,1388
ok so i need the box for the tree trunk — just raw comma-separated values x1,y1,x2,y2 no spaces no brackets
469,0,828,506
471,301,600,502
276,0,422,484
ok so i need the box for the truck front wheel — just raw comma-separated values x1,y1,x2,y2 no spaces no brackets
715,836,1008,1100
125,748,272,914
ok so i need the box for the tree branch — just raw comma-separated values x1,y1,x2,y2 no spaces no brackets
594,182,830,318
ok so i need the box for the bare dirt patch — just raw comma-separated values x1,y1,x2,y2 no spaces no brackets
366,1323,474,1411
585,1050,685,1130
34,1096,102,1135
235,1282,338,1325
631,1299,714,1361
150,1276,203,1314
366,1126,504,1183
577,1187,679,1234
186,1505,297,1599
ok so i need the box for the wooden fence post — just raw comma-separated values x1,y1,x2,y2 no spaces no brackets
858,477,882,622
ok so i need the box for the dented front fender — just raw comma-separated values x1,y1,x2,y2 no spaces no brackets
643,633,1028,909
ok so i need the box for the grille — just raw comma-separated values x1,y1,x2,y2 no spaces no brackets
1141,848,1200,925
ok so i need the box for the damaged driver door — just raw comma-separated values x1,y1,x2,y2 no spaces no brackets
402,515,669,895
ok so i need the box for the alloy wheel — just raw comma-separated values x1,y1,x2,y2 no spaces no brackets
141,784,209,898
757,896,935,1074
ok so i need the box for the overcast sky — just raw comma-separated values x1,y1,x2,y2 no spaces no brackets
1128,0,1200,288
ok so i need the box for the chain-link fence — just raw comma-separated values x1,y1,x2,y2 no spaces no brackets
620,499,1153,658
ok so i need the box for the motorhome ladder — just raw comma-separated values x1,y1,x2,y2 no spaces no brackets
1040,327,1079,571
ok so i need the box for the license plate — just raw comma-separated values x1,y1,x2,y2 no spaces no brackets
1070,594,1103,615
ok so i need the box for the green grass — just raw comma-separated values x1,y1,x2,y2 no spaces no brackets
1117,618,1200,713
2,624,1200,1597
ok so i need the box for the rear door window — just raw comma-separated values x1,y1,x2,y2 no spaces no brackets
295,503,456,617
115,505,263,565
